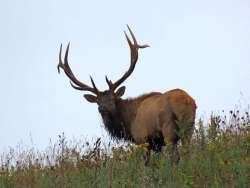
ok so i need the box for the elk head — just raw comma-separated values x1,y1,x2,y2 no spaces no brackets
57,25,149,117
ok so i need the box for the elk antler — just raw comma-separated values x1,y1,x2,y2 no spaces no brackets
57,43,99,94
106,25,150,91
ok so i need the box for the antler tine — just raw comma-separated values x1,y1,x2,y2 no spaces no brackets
111,25,149,90
57,43,99,94
90,76,99,93
126,25,150,49
57,44,64,73
105,75,113,89
70,81,85,90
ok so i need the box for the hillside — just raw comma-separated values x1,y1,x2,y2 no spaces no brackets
0,110,249,188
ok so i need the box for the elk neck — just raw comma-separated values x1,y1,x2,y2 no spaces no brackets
100,98,137,142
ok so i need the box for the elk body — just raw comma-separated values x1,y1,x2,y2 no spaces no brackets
58,25,196,162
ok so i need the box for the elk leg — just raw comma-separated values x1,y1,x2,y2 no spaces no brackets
178,121,194,158
143,144,151,165
180,124,194,145
174,104,196,146
148,133,165,152
161,117,180,164
143,134,165,165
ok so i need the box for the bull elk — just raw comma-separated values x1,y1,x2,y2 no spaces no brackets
57,25,196,163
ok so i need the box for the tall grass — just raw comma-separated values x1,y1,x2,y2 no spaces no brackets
0,110,249,188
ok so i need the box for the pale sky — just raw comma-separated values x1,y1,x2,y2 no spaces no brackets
0,0,249,151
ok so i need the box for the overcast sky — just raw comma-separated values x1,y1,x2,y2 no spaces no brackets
0,0,249,151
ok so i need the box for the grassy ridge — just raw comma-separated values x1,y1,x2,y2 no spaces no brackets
0,110,250,188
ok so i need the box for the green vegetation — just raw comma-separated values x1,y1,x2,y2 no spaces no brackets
0,110,250,188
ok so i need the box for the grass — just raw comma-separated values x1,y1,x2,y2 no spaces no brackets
0,110,250,188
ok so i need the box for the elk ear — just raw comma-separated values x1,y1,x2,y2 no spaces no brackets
115,86,126,98
84,94,97,103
